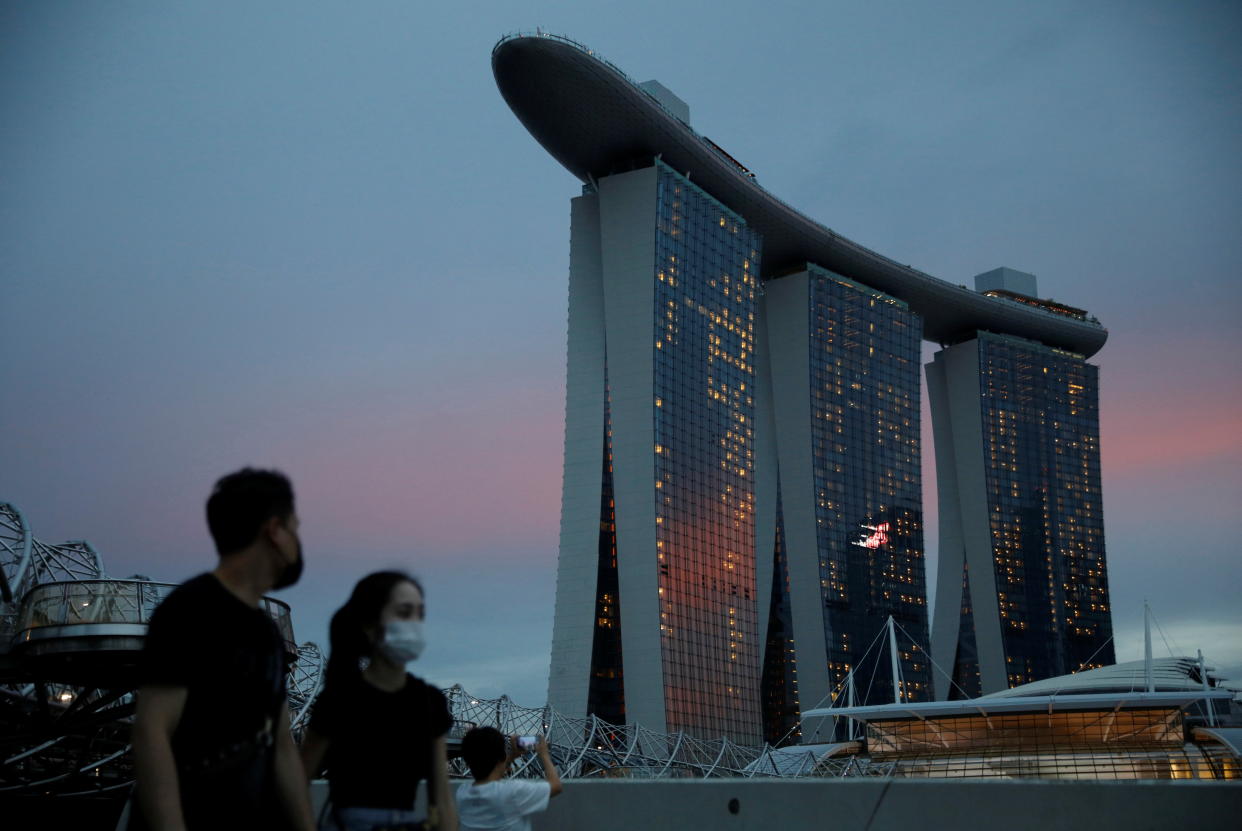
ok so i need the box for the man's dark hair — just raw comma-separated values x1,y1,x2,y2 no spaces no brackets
461,726,507,781
206,468,295,555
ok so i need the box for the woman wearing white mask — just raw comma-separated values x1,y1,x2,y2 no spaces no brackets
300,571,457,831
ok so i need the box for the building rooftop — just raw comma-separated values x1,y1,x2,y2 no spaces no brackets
804,657,1236,723
804,690,1235,723
986,657,1236,698
492,32,1108,356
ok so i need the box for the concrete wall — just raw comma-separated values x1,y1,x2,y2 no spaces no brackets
926,351,965,700
545,168,670,732
142,778,1235,831
526,779,1242,831
547,193,606,721
763,272,834,740
597,167,665,733
927,341,1008,697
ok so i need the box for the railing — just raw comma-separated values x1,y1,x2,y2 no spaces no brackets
495,32,639,100
13,579,295,652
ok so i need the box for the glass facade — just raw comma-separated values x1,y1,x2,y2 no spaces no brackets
760,489,798,745
948,560,981,698
953,332,1114,689
651,161,764,742
869,707,1181,756
860,708,1238,780
587,390,624,724
806,266,931,707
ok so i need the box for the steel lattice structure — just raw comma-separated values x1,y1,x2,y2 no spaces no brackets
438,620,916,779
0,501,321,796
441,686,881,779
1,502,105,639
288,642,325,741
1,498,870,795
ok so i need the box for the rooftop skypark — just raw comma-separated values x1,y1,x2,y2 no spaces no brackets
492,32,1107,356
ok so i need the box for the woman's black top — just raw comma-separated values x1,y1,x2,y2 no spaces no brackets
309,672,453,810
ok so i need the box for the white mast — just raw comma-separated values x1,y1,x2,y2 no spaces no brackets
847,668,857,740
888,615,901,704
1198,649,1217,727
1144,600,1154,693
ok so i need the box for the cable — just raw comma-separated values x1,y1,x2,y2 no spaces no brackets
1148,607,1182,658
860,626,887,709
860,763,898,831
779,622,891,746
1041,634,1115,699
891,618,974,701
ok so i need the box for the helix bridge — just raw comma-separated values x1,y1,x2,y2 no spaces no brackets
0,502,323,797
1,500,874,801
443,688,882,780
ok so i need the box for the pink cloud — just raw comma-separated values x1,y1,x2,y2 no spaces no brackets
1100,330,1242,475
286,381,565,556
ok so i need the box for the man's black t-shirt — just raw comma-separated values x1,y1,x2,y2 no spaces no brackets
138,573,288,822
309,672,452,810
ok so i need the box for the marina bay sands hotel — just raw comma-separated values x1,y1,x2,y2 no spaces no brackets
494,34,1114,745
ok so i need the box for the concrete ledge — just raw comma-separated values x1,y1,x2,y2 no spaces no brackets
510,778,1242,831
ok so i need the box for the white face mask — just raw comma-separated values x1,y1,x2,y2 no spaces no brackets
378,619,425,664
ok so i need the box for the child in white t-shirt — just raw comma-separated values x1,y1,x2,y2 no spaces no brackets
457,728,563,831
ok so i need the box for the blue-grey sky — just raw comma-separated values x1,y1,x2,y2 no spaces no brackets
3,0,1240,707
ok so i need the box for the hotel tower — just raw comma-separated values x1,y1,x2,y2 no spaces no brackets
928,269,1114,699
493,34,1112,743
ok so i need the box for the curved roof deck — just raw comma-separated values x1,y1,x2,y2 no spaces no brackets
8,579,297,686
493,33,1108,357
803,690,1235,724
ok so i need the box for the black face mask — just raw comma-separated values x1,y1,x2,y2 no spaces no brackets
272,534,303,590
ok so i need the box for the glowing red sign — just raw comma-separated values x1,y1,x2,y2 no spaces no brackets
858,522,890,550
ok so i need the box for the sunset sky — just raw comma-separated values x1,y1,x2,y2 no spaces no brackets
3,0,1239,708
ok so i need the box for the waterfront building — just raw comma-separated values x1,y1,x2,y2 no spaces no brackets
802,657,1240,780
928,270,1113,698
493,33,1109,743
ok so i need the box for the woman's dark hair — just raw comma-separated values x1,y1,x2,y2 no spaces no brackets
324,570,423,688
460,727,507,781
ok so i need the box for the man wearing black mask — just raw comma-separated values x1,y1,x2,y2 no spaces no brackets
130,468,315,830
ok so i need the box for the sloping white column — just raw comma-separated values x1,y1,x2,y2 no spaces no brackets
927,342,1008,695
752,290,778,674
926,355,965,700
597,167,666,733
547,193,607,719
764,271,833,738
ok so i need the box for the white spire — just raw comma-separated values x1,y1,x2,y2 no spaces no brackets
888,615,901,704
1144,600,1154,693
847,669,857,740
1198,649,1216,727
